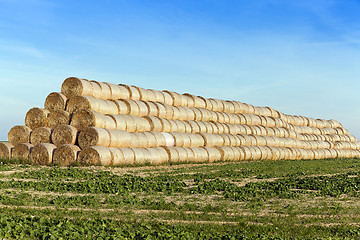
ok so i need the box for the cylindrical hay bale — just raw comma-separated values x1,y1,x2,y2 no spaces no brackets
202,122,213,134
77,127,111,149
66,96,99,114
107,114,127,131
135,100,149,117
115,148,135,166
11,143,33,161
141,132,157,148
172,120,185,133
103,114,117,129
70,110,106,130
184,147,195,162
151,132,167,147
328,119,342,128
52,125,78,147
184,121,193,133
44,92,68,112
120,85,140,101
104,83,128,100
211,99,224,112
119,99,140,116
163,147,179,164
30,143,56,165
190,147,208,163
163,90,182,106
217,146,235,161
151,89,166,103
171,133,189,147
192,108,202,121
78,146,112,166
148,147,169,165
153,102,166,119
160,133,175,147
171,106,181,120
161,91,174,106
220,134,231,146
53,144,81,166
189,133,205,147
0,142,13,159
8,125,32,145
132,133,149,148
48,110,71,129
90,81,111,99
197,96,212,111
173,147,188,163
240,146,252,160
143,101,159,116
167,120,178,132
131,148,148,165
30,127,52,145
186,120,200,133
136,87,155,101
176,106,189,120
203,147,221,162
25,108,50,130
200,133,224,147
181,94,194,108
144,116,163,132
61,77,93,98
111,100,130,115
196,121,208,133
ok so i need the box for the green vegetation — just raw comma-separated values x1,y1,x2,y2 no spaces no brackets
0,158,359,239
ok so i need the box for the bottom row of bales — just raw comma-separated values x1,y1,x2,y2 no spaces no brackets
1,142,360,166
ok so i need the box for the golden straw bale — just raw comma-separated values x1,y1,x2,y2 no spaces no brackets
53,144,81,166
190,147,208,163
78,146,112,166
48,110,71,129
150,132,166,146
143,101,158,116
8,125,32,145
136,100,149,117
104,83,129,100
88,81,102,99
147,147,169,165
12,143,33,161
30,127,52,145
111,100,129,114
25,108,50,130
131,133,149,148
120,99,140,116
144,116,163,132
93,81,112,99
0,142,13,159
203,147,221,162
78,127,111,149
44,92,68,111
52,125,78,147
131,148,148,165
161,91,174,105
117,148,135,165
61,77,93,98
189,133,205,147
30,143,56,165
126,85,141,101
160,133,175,147
163,147,179,163
172,147,188,163
66,95,99,113
71,110,115,130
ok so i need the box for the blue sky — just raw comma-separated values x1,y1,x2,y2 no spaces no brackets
0,0,359,140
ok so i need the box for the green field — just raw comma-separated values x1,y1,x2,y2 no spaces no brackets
0,158,359,239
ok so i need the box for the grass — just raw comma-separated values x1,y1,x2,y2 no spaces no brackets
0,158,359,239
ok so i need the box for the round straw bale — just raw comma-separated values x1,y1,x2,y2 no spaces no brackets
196,121,207,133
121,115,137,132
131,132,149,148
48,110,71,129
162,90,180,106
151,89,166,103
120,99,140,116
171,106,181,120
134,116,151,132
107,114,127,131
70,109,107,130
30,143,56,165
118,148,135,165
8,125,32,145
94,81,112,99
66,95,99,113
200,133,224,147
148,147,169,165
151,132,167,146
0,142,13,159
183,121,192,133
192,108,202,121
203,122,214,134
131,148,148,165
111,100,129,115
44,92,68,111
173,147,188,163
109,148,124,166
52,125,78,147
180,94,193,107
116,84,131,99
203,147,221,162
136,100,149,117
160,103,174,119
176,106,188,120
78,146,112,166
12,143,33,161
136,87,154,101
104,83,127,100
184,147,195,162
53,144,81,166
160,133,175,147
143,132,158,148
186,120,199,133
167,120,178,132
124,85,141,101
163,147,179,164
190,147,208,163
88,81,103,99
143,101,158,116
144,116,163,132
161,91,174,105
61,77,93,98
30,127,52,145
154,102,167,118
78,127,111,149
25,108,50,130
189,133,205,147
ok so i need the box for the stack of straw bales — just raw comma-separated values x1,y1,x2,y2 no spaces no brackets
1,77,360,166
